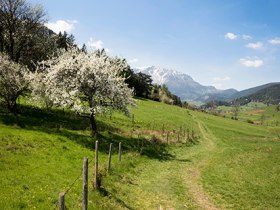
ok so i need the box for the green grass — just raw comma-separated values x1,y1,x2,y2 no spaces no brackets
0,99,198,209
217,102,280,126
0,124,93,209
194,112,280,209
0,98,280,209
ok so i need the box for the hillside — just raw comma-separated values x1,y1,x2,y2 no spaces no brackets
235,83,280,105
229,82,280,101
1,99,280,209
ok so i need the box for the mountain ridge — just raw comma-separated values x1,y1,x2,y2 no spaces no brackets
134,66,238,103
134,66,279,104
229,82,280,100
234,83,280,105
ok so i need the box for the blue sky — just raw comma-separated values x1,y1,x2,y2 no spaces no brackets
32,0,280,90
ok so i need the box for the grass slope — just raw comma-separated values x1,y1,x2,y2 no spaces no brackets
195,112,280,209
0,99,279,209
217,102,280,126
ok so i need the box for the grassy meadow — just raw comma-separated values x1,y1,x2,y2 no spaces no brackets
0,99,280,209
217,102,280,126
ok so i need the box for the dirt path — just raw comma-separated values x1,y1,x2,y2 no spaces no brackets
107,114,222,209
183,119,220,210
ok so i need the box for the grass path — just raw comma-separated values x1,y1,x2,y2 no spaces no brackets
103,113,222,209
95,107,280,209
184,117,220,210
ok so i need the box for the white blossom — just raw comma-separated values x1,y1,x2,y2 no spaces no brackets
0,53,30,112
35,49,134,134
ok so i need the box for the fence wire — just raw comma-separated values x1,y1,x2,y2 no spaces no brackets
52,159,93,210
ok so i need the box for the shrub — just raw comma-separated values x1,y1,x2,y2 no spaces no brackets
247,119,254,124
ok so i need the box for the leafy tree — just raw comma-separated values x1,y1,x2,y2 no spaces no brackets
276,105,280,112
132,72,152,97
56,31,76,51
0,53,30,113
161,84,172,98
81,43,87,53
171,94,182,106
148,84,161,101
37,49,134,136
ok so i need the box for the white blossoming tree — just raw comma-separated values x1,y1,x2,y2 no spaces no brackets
0,53,30,113
29,68,54,110
38,49,134,136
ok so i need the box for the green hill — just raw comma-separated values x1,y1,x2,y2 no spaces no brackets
236,84,280,105
1,99,280,209
229,82,280,101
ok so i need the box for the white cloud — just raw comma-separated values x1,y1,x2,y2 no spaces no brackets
136,66,151,70
242,34,252,40
104,48,111,53
245,42,263,50
45,20,77,34
211,83,223,89
87,38,104,50
268,38,280,45
128,58,139,64
239,58,264,68
224,32,237,40
213,76,231,81
86,38,111,52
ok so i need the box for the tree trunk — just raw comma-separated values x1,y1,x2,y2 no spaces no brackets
9,29,14,60
0,27,4,52
90,113,97,137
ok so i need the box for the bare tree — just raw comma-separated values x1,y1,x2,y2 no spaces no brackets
0,0,47,65
232,102,240,120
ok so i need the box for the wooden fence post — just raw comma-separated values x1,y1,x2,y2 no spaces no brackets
59,192,65,210
108,143,112,173
94,140,99,190
166,132,169,144
83,157,88,210
132,114,134,124
118,142,122,161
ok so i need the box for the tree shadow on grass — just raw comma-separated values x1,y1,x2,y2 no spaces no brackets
96,132,175,161
0,105,90,130
97,187,134,210
0,105,175,161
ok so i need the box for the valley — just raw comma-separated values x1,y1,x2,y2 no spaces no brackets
1,99,279,209
1,1,280,209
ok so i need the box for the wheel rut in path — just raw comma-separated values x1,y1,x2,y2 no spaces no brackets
184,116,221,210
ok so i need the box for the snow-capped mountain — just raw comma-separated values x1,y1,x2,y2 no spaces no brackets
134,66,238,103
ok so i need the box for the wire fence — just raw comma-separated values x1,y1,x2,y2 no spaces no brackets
52,159,93,210
51,121,199,209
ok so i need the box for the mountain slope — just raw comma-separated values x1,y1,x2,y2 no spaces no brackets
229,82,280,100
235,83,280,104
135,66,238,103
